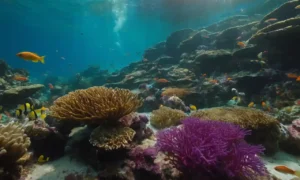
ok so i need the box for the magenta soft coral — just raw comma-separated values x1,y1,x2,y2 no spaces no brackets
156,118,267,179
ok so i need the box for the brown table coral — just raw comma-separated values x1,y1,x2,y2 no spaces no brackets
50,86,143,124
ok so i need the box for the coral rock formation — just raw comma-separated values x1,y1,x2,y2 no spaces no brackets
0,84,44,104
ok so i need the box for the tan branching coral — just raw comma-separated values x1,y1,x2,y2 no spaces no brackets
90,126,136,150
190,107,281,155
0,123,31,165
190,107,278,129
50,86,143,123
161,88,192,98
150,106,187,129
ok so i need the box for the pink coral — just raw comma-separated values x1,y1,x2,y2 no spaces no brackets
288,119,300,140
287,119,300,150
292,119,300,131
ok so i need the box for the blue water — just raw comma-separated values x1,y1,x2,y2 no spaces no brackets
0,0,264,81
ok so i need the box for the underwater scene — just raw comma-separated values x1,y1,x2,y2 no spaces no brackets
1,0,300,179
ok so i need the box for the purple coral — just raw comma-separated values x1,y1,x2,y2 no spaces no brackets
127,146,160,174
156,118,267,179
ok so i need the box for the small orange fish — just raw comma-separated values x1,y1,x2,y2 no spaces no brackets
14,75,28,82
4,111,11,117
264,18,278,23
274,165,300,177
261,101,266,107
237,41,246,48
295,99,300,105
287,73,298,79
209,79,218,84
248,102,255,108
296,76,300,81
48,83,54,89
154,78,169,83
17,51,45,64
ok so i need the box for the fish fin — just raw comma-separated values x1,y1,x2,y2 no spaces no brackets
40,56,45,64
32,60,39,63
295,171,300,177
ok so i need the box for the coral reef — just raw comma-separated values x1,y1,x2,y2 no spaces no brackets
50,86,143,123
191,107,281,155
150,106,187,129
89,126,136,150
156,118,267,180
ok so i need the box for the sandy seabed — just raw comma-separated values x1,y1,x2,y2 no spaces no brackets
25,155,96,180
25,151,300,180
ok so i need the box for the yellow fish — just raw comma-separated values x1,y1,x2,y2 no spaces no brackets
295,5,300,9
189,105,197,111
232,96,238,100
248,102,255,108
16,103,34,116
37,155,49,163
28,107,48,120
17,51,45,64
28,110,38,120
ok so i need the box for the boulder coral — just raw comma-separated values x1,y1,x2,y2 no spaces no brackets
190,107,281,155
150,106,187,129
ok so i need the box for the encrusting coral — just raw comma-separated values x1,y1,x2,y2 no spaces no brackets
161,87,191,98
0,123,31,165
190,107,281,155
156,118,267,180
191,107,278,129
50,86,143,123
90,126,136,150
150,106,187,129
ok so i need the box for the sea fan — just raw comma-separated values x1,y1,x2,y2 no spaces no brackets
155,118,267,179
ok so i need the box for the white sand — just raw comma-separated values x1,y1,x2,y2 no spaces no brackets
263,151,300,180
25,155,96,180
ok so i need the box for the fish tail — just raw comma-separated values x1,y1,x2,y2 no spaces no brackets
295,171,300,177
40,56,45,64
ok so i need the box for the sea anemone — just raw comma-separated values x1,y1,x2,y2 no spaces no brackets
155,118,267,179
